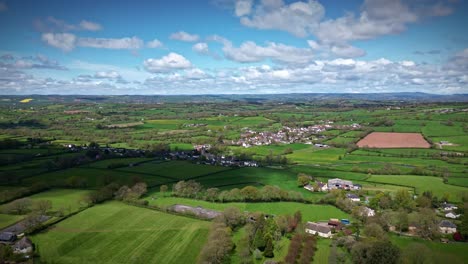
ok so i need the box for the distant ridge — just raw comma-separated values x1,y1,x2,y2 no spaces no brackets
1,92,468,103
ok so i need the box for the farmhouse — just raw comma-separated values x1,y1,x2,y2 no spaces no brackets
13,237,33,254
445,212,460,219
439,220,457,234
328,178,354,190
305,222,332,238
441,203,458,211
346,193,360,202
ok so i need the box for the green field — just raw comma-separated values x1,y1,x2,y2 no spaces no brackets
27,189,90,213
0,213,23,229
146,196,349,221
391,235,468,263
368,175,468,202
313,239,331,264
32,202,210,264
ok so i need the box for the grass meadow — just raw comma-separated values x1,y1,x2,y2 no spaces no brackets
32,202,210,264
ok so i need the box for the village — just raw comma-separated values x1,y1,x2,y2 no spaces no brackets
233,122,361,148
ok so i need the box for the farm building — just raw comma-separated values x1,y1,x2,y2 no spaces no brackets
328,178,354,190
346,193,360,202
13,237,33,254
441,203,458,211
439,220,457,234
0,232,17,242
305,222,332,238
445,212,460,219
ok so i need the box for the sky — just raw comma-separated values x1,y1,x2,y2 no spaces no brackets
0,0,467,95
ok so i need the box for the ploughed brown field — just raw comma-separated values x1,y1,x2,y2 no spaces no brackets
357,132,431,148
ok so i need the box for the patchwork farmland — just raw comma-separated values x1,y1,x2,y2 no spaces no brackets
0,96,467,263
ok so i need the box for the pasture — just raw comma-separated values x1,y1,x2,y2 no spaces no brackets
32,202,210,264
368,175,468,202
146,196,350,221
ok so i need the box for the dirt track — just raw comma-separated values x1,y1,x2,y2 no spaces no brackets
357,132,431,148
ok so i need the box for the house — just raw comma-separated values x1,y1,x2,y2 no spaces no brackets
353,184,362,190
328,219,343,230
346,193,360,202
445,212,460,219
441,203,458,211
328,178,354,190
13,237,33,254
305,222,332,238
0,232,17,242
304,184,314,192
439,220,457,234
363,207,375,217
317,182,328,192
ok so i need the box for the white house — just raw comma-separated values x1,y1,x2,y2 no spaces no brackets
439,220,457,234
13,237,33,254
363,207,375,217
305,222,332,238
328,178,354,190
442,203,458,211
346,193,360,202
445,212,460,219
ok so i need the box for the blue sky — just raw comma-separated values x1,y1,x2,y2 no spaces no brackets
0,0,467,95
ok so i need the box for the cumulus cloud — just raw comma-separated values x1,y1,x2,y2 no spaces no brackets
41,33,77,52
169,31,200,42
77,36,144,49
239,0,325,37
143,52,192,73
0,54,67,71
235,0,252,16
94,71,121,79
192,42,209,54
233,0,457,58
34,16,102,32
42,34,144,51
147,39,163,48
210,36,314,64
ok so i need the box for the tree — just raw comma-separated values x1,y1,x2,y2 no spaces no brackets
218,207,245,229
366,240,400,264
394,189,414,211
6,198,32,215
460,204,468,240
363,223,386,240
198,223,233,264
297,174,310,187
206,188,220,202
33,200,52,215
263,233,274,257
240,186,260,201
416,208,439,239
416,195,431,208
160,185,168,197
395,210,409,233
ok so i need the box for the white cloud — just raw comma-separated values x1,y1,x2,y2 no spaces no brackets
192,42,209,54
147,39,163,48
330,44,366,58
34,16,102,32
94,71,121,79
0,2,7,12
235,0,252,16
239,0,325,37
211,37,314,64
41,33,77,52
170,31,200,42
77,36,143,49
143,52,192,73
79,20,102,31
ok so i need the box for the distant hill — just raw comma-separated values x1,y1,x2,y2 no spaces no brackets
1,92,468,104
